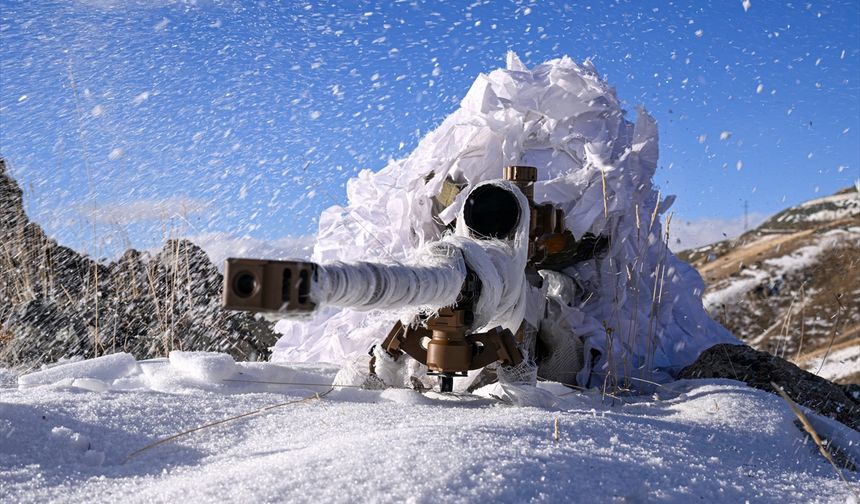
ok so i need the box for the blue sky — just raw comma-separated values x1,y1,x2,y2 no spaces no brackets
1,0,858,257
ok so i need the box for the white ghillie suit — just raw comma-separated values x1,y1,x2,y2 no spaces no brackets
273,52,738,389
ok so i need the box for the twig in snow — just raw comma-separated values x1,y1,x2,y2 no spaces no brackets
815,293,845,376
123,388,334,463
223,377,416,391
770,382,858,497
600,167,609,220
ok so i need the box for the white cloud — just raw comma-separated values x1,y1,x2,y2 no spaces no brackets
668,212,766,252
189,232,314,270
80,196,210,225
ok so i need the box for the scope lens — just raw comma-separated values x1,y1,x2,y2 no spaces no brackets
463,185,520,239
233,271,258,298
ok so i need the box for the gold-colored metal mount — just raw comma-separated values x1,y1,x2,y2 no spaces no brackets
503,165,570,265
503,165,537,200
382,307,523,377
435,177,465,209
223,258,317,313
426,307,472,373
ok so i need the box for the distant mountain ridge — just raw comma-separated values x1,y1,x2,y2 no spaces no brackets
679,185,860,384
0,158,280,368
759,187,860,231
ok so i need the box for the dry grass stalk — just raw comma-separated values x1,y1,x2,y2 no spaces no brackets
59,282,75,306
601,321,618,396
776,296,797,359
91,263,100,357
649,190,661,233
770,381,858,497
0,327,13,345
815,293,846,376
124,388,334,463
144,262,169,355
600,167,609,219
795,283,807,361
600,192,672,394
634,203,641,236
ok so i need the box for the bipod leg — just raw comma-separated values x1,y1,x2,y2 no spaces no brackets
439,374,454,393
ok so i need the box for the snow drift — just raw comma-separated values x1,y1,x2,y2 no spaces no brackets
273,53,737,387
4,352,857,503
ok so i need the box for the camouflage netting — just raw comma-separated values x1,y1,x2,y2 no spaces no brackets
274,53,739,389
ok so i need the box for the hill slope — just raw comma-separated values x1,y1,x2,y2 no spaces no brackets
679,185,860,384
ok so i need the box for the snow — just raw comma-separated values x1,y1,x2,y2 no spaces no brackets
167,351,238,383
17,353,141,390
804,345,860,383
702,272,768,312
798,192,860,209
1,352,857,503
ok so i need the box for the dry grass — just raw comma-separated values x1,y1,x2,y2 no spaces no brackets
771,381,859,497
123,387,334,463
795,335,860,363
0,327,13,345
594,189,675,396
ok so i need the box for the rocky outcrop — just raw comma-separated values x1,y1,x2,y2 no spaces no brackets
679,343,859,430
0,158,280,368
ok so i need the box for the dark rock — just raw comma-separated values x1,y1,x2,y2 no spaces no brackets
679,343,860,430
0,158,281,368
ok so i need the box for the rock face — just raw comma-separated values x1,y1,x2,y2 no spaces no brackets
0,159,280,368
679,343,859,430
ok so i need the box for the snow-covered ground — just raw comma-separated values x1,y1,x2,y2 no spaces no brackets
1,352,857,503
804,345,860,383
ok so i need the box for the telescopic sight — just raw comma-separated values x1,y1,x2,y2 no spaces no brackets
463,185,521,239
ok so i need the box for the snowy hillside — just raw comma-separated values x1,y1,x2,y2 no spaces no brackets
759,188,860,231
680,186,860,384
1,352,858,503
